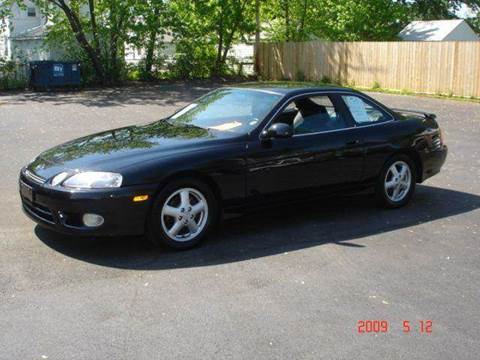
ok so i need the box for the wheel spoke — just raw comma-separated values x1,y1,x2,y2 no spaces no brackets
163,205,180,217
161,187,209,242
191,202,205,215
386,180,397,189
399,166,407,179
391,166,399,177
180,190,190,208
392,185,400,199
187,221,198,234
168,221,184,236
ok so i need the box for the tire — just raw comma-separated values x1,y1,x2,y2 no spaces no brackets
375,154,416,209
147,178,217,250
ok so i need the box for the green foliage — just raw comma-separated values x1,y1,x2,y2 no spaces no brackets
4,0,479,88
466,12,480,34
0,58,27,90
372,81,381,89
263,0,408,41
128,0,170,79
400,0,480,20
170,40,217,79
296,70,305,81
262,0,480,42
320,75,331,84
169,0,256,77
14,0,138,84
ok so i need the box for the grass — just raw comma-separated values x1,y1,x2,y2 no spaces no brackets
240,80,480,104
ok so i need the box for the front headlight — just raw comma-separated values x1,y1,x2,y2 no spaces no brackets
58,171,123,189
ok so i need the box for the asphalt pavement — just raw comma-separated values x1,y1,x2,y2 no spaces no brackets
0,83,479,359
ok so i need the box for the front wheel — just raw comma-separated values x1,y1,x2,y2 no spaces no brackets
147,179,217,249
375,155,416,208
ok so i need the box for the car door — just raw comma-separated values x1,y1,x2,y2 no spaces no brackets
245,93,365,203
339,94,397,182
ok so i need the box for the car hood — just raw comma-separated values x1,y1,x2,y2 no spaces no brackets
27,120,232,180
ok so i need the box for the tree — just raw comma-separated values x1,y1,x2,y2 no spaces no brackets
8,0,138,84
262,0,317,41
314,0,408,41
170,0,256,77
399,0,480,20
263,0,407,41
43,0,106,83
128,0,169,78
466,12,480,33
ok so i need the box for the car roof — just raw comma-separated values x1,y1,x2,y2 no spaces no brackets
229,85,357,97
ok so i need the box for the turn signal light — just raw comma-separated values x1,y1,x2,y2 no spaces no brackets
133,195,149,202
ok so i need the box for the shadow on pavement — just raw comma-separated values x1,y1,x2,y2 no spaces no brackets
2,81,222,108
35,185,480,270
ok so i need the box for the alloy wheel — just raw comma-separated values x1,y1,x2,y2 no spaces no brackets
384,161,412,202
160,187,209,242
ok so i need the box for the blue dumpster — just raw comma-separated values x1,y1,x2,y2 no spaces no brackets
29,61,81,90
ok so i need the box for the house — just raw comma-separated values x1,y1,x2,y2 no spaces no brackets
0,0,57,61
399,19,480,41
125,32,176,66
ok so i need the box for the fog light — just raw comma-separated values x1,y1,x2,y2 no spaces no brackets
82,213,104,227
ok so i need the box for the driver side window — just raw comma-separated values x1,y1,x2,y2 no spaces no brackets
273,95,347,135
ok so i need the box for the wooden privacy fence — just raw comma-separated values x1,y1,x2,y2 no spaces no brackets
256,41,480,98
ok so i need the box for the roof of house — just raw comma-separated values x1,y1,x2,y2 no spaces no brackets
399,19,479,41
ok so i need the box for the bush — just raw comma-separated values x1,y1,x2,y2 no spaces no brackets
169,40,217,79
320,75,331,84
296,70,305,81
0,59,27,90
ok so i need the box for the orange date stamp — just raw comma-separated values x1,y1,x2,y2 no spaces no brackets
357,320,433,334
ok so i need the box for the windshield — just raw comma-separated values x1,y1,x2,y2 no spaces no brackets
168,88,282,134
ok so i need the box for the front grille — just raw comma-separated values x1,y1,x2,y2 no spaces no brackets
22,199,55,224
24,169,46,185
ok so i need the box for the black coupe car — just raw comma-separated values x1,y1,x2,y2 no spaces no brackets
19,86,447,249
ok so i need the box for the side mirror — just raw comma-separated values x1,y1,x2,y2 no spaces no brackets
261,123,293,139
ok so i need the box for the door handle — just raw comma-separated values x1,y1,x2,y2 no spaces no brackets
346,139,360,146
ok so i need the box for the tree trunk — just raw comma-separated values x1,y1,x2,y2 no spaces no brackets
88,0,101,54
145,30,158,76
51,0,105,84
214,17,224,76
254,0,260,74
285,0,290,41
218,0,248,73
298,0,308,41
145,7,162,77
108,5,127,83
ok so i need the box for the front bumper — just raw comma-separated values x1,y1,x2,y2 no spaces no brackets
19,172,157,236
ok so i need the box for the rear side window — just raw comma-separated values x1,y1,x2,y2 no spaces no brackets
342,95,391,125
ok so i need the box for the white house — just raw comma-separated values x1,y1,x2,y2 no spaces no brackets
125,32,176,66
0,0,59,61
399,19,479,41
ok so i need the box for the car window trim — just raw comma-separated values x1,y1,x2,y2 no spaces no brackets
258,90,395,140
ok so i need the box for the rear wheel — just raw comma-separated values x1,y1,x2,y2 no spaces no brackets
147,178,217,249
375,155,416,208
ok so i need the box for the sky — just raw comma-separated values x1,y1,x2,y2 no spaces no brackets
457,4,479,18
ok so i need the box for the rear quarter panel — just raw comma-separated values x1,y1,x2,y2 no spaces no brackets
359,117,433,183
